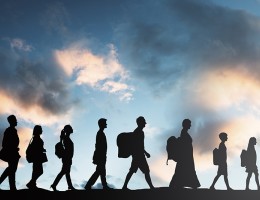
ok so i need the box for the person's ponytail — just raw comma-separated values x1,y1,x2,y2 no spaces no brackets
60,129,65,142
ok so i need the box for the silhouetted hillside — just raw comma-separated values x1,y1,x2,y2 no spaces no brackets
1,188,260,200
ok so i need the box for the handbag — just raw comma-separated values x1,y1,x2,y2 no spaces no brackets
41,152,48,163
0,148,9,162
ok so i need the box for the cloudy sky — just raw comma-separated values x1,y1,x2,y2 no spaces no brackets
1,0,260,191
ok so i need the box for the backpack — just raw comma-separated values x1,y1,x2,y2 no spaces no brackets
213,148,220,165
240,149,248,167
26,137,34,163
55,141,65,159
166,136,180,165
116,132,135,158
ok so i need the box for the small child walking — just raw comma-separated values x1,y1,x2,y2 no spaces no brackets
245,137,260,190
210,132,232,190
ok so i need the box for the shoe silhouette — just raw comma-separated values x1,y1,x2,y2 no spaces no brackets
50,184,58,191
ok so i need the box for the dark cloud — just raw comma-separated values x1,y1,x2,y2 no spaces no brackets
116,0,260,94
0,43,78,116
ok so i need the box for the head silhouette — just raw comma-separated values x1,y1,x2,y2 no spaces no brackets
98,118,107,129
7,115,17,127
249,137,257,146
136,116,146,128
182,119,191,130
219,132,228,142
64,124,73,134
33,125,42,136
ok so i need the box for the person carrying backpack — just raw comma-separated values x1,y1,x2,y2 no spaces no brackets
122,116,154,190
169,119,200,189
244,137,260,190
210,132,232,190
50,125,76,191
26,125,47,189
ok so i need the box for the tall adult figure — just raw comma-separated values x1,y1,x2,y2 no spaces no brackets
122,116,154,190
50,125,75,191
0,115,21,190
85,118,112,190
169,118,200,189
245,137,260,190
26,125,47,189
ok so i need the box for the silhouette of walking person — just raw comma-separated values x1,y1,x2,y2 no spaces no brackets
0,115,21,190
50,125,76,191
122,116,154,190
169,118,200,189
210,132,232,190
84,118,112,190
26,125,47,189
245,137,260,190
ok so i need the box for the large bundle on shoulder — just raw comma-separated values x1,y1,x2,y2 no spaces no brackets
166,135,181,165
117,132,135,158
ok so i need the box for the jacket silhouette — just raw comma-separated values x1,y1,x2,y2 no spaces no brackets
85,118,112,189
0,115,20,190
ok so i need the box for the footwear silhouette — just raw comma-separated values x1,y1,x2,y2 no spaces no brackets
84,185,92,190
209,186,215,190
122,186,129,190
26,182,37,190
103,185,113,190
50,184,58,191
68,186,77,190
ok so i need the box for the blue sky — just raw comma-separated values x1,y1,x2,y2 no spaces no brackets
1,0,260,191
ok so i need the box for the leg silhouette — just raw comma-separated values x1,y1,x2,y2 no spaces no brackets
122,171,133,189
145,172,154,189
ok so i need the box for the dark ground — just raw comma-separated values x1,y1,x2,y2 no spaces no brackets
0,187,260,200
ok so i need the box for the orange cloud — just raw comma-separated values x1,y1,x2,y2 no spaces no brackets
0,90,72,126
54,42,134,101
189,67,260,111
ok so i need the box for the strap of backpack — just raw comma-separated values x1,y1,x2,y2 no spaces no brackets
28,137,33,145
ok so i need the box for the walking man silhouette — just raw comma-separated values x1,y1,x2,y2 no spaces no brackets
84,118,112,190
122,116,154,190
0,115,21,190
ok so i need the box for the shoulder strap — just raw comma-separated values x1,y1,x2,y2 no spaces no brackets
28,137,33,146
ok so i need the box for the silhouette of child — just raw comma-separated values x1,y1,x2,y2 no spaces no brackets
210,132,232,190
245,137,260,190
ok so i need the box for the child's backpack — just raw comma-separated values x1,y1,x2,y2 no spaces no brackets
116,132,135,158
240,149,248,167
213,148,220,165
166,136,180,165
55,141,65,159
26,137,34,163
